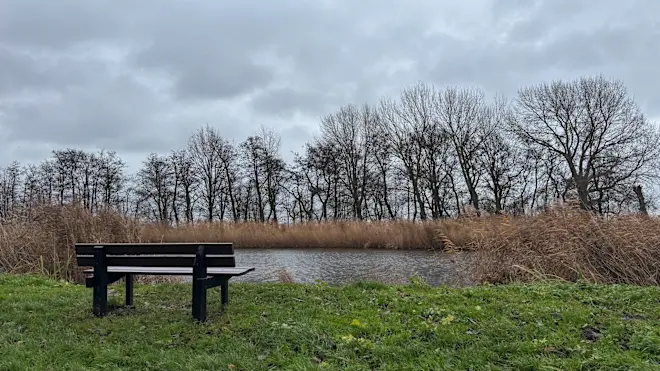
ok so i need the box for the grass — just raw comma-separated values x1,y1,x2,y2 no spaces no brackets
1,273,660,370
1,203,660,285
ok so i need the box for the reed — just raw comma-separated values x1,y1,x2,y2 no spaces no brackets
468,204,660,286
1,204,658,286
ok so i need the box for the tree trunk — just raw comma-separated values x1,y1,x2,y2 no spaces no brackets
633,185,648,216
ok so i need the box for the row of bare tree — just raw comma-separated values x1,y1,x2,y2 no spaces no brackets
1,76,658,223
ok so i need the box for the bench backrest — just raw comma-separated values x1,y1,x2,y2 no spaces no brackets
74,243,236,268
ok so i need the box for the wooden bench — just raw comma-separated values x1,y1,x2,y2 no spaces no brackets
75,242,255,322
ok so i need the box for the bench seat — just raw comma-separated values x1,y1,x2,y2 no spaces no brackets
83,266,255,276
75,242,254,322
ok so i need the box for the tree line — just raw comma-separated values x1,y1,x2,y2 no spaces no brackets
2,75,658,223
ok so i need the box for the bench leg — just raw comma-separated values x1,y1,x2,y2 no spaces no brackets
220,279,229,307
92,246,109,317
192,279,199,320
192,246,209,322
93,272,108,317
125,274,134,307
192,278,207,322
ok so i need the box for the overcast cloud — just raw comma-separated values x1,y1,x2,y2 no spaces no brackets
1,0,659,170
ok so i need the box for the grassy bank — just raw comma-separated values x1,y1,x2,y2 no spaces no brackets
1,274,659,370
1,204,659,285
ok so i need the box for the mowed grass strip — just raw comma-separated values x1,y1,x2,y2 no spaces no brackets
1,274,659,371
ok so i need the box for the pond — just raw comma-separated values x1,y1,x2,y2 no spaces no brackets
227,248,473,286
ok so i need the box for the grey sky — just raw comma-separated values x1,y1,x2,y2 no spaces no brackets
1,0,659,171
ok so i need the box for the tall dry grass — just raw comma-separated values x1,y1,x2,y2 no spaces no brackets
0,204,658,285
139,218,476,250
0,205,142,282
468,205,660,286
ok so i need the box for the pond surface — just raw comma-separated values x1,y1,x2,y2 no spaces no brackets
227,248,473,286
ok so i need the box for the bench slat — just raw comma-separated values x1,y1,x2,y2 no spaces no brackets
75,243,234,255
76,256,236,267
83,266,255,276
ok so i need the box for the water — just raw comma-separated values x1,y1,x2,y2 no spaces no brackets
227,248,472,286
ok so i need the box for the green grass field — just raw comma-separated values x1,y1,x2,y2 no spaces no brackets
1,274,659,371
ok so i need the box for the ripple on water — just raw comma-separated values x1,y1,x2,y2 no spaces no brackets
226,248,472,286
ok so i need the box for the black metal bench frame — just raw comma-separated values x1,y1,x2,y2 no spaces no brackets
74,242,255,322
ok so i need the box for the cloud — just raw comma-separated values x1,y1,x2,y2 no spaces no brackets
0,0,131,49
1,0,659,170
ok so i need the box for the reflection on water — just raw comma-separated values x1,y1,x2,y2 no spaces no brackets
229,248,472,286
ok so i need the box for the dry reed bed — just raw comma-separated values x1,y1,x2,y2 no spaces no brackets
468,207,660,286
140,218,477,250
0,204,658,285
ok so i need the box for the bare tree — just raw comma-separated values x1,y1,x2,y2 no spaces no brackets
298,142,342,220
370,116,399,219
4,75,660,224
319,103,377,220
241,136,267,222
435,86,490,213
50,149,86,205
169,149,197,224
188,125,229,221
97,150,126,211
136,153,174,224
479,97,524,213
512,75,660,212
240,126,286,222
281,151,316,222
0,162,21,218
379,83,438,220
258,127,286,222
